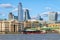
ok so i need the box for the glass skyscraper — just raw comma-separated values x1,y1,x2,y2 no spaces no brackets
8,12,14,20
18,2,23,22
37,15,43,20
48,12,58,21
14,16,18,20
24,9,31,21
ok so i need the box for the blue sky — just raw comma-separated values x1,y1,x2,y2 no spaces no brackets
0,0,60,20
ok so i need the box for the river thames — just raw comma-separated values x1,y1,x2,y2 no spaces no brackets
0,34,60,40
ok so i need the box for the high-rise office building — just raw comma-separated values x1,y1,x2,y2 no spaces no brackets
37,15,43,20
14,16,18,20
18,2,23,22
8,12,14,20
48,12,58,21
24,9,31,21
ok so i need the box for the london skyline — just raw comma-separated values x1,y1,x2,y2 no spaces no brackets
0,0,60,20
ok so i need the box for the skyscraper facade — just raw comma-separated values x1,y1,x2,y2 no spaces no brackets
37,15,43,20
8,12,14,20
18,2,23,22
24,9,31,21
48,12,58,21
14,16,18,20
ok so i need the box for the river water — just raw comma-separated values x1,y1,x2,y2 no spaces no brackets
0,34,60,40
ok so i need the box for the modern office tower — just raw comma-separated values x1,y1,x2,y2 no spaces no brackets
39,16,43,20
8,12,14,20
48,12,58,21
14,16,18,20
37,15,43,20
18,2,23,22
24,9,31,21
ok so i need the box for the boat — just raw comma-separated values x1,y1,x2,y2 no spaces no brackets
23,30,47,34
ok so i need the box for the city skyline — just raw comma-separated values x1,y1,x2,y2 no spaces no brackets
0,0,60,20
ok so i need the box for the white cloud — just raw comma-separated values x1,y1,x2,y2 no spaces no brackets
40,7,52,16
40,11,60,17
11,8,31,12
57,11,60,14
40,12,48,16
45,7,52,10
0,12,5,17
0,4,13,8
0,12,3,15
23,8,31,11
30,15,37,19
11,8,18,12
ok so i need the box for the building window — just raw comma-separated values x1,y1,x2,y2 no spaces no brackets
5,22,9,32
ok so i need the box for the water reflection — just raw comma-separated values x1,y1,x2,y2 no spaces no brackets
0,34,60,40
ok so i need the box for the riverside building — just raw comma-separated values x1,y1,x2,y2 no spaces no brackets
0,19,24,34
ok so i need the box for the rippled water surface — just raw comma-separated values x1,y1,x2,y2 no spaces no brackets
0,34,60,40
